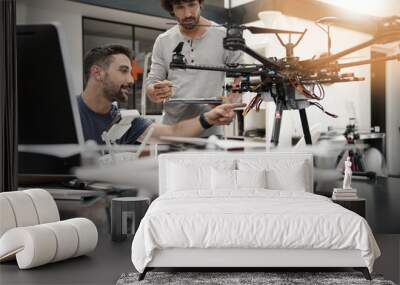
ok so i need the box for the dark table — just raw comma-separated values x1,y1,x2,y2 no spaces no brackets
316,177,400,234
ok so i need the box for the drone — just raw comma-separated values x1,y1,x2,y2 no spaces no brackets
169,15,400,146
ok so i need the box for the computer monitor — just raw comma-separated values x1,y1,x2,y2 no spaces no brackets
17,24,85,181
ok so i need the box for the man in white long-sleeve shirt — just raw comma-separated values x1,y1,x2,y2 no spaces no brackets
146,0,242,137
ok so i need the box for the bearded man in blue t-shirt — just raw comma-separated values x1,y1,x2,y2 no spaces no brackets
78,44,244,145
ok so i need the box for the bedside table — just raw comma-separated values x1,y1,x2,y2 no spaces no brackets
332,198,366,218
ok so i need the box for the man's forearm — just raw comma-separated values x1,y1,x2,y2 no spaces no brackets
137,102,243,143
150,116,206,141
171,116,206,137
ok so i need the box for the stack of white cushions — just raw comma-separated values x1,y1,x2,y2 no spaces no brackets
164,157,311,194
0,189,98,269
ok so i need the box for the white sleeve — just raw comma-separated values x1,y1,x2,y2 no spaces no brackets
145,36,168,88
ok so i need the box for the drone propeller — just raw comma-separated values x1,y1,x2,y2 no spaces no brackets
316,16,339,25
246,26,303,35
167,21,303,35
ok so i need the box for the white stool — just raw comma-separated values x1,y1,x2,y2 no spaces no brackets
0,189,98,269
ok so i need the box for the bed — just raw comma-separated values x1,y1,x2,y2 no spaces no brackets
131,152,380,280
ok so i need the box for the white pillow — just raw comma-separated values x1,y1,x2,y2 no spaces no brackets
167,162,211,191
266,162,308,191
167,160,235,192
238,159,310,192
211,168,236,190
236,169,267,189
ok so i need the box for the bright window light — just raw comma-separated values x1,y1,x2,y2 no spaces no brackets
319,0,392,17
224,0,255,8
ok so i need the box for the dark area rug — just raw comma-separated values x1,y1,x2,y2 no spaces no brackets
116,271,396,285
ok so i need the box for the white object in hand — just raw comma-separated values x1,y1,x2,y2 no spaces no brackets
343,157,352,190
98,151,139,165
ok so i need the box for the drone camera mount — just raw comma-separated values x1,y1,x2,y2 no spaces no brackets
223,25,246,51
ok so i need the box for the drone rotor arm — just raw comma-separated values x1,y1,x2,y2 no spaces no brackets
301,27,400,71
373,30,400,44
336,53,400,69
241,45,281,71
171,60,265,78
293,29,308,48
275,33,286,48
299,37,377,70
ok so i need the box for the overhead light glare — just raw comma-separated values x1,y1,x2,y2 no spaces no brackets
318,0,385,17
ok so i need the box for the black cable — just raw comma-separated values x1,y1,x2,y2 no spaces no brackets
310,101,338,118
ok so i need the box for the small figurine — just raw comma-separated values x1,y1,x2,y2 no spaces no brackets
343,157,352,190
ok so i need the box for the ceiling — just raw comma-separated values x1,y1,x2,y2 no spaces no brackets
231,0,400,34
83,18,163,40
225,0,256,8
74,0,399,34
227,0,400,15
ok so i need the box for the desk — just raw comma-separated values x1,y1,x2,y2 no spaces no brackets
319,132,386,158
319,132,386,179
19,186,142,235
358,133,386,159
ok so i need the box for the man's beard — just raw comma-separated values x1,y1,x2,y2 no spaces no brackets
103,80,131,104
179,15,200,30
113,86,131,103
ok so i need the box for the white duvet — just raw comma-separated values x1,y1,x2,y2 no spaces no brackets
131,190,380,273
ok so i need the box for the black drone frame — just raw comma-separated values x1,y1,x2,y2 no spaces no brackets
169,16,400,146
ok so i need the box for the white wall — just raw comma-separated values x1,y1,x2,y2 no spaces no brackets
386,46,400,175
16,0,168,95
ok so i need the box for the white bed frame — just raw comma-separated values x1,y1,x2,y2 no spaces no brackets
139,152,371,280
148,248,366,267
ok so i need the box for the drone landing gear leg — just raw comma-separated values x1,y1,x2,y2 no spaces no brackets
270,101,284,146
299,108,312,145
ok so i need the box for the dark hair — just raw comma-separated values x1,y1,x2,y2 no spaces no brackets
83,44,133,86
161,0,204,16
